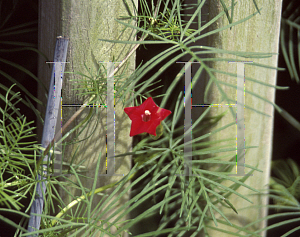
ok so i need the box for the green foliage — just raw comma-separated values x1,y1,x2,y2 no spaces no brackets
243,158,300,237
280,1,300,83
1,0,299,237
66,62,134,109
137,7,197,42
274,1,300,133
270,159,300,209
0,85,39,212
149,123,164,140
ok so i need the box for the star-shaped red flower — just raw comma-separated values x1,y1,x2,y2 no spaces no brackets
124,97,172,137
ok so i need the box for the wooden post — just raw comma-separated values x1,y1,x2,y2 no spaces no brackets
37,1,137,236
202,1,282,236
28,36,68,234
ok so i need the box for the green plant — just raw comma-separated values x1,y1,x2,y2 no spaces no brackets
29,0,273,236
0,85,37,211
1,0,297,236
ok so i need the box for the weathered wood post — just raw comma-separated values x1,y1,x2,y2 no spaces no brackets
37,0,137,236
202,1,282,236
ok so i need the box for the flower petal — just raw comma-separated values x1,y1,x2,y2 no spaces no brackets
124,97,172,137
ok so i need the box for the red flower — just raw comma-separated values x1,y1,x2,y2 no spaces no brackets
124,97,172,137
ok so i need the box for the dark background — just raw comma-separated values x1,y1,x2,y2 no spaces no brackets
0,1,38,235
0,0,299,236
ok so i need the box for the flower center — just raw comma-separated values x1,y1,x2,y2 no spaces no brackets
142,110,151,122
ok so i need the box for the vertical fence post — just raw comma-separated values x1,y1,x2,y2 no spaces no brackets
27,36,68,234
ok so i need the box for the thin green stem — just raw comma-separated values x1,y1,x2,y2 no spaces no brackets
51,171,137,226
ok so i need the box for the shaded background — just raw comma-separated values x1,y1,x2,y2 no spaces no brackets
0,1,38,235
0,0,299,236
